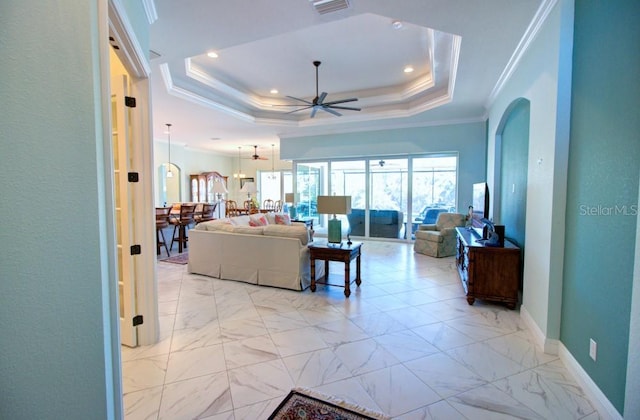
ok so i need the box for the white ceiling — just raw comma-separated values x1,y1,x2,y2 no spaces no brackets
149,0,544,157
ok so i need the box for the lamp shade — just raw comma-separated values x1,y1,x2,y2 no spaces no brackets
239,181,257,194
317,196,352,215
212,181,228,194
284,193,298,203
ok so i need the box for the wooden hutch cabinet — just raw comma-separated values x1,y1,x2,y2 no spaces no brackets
455,227,521,309
190,171,228,203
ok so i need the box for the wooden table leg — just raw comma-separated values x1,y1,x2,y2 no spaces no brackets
344,259,351,297
178,225,184,253
324,260,329,281
310,257,316,292
355,252,361,286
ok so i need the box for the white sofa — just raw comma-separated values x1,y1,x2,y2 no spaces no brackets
188,213,324,291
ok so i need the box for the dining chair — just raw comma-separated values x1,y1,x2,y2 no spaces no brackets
170,203,196,253
225,200,240,217
244,200,259,214
155,207,172,257
195,203,217,223
274,199,283,212
262,199,275,211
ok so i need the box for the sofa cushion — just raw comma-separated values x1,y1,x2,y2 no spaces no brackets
198,223,262,235
263,224,309,245
230,215,252,226
414,230,445,243
227,225,264,235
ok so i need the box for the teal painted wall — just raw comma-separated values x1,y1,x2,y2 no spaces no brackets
122,0,150,56
499,100,530,248
0,1,115,418
486,0,573,343
562,0,640,414
280,121,487,212
0,1,149,418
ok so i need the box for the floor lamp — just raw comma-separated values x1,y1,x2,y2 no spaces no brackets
212,181,228,219
317,195,352,245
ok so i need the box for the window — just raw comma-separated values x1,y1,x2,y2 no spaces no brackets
292,154,457,240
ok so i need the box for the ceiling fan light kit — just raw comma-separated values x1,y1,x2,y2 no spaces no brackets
247,145,268,160
282,60,361,118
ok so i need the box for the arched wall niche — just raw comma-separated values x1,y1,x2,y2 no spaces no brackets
158,163,181,205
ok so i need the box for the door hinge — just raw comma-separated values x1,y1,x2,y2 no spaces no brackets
132,315,143,326
128,172,139,182
125,96,136,108
130,245,141,255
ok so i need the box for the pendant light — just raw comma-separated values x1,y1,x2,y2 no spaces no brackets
268,144,276,180
233,146,245,179
166,123,173,178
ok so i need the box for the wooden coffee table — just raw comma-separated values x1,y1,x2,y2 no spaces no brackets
308,241,362,297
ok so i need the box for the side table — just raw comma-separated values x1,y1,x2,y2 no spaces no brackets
292,218,313,229
308,241,362,297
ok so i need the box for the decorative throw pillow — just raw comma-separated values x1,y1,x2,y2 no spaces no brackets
274,213,291,225
249,214,268,226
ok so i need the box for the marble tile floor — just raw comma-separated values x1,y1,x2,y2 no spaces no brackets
123,241,601,419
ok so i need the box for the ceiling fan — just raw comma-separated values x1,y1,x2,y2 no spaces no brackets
245,145,268,160
283,61,361,118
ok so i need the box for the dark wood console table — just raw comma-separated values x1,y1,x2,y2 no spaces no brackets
455,227,520,309
308,241,362,297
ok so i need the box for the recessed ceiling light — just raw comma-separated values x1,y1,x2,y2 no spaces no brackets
210,137,221,141
392,20,403,30
207,51,218,58
270,89,279,94
404,66,414,73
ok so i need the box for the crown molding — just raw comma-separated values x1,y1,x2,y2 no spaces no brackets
486,0,558,108
142,0,158,24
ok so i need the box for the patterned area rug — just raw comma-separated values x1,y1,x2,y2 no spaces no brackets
269,388,390,420
159,252,188,265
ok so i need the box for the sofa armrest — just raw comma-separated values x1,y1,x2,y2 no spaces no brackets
417,224,437,231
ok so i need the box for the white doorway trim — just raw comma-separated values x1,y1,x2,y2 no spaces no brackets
107,0,159,347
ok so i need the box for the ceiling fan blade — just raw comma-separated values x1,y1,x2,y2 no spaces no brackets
285,95,313,105
285,106,313,114
310,106,319,118
272,103,311,107
327,105,361,111
322,107,342,117
323,97,358,106
317,92,327,104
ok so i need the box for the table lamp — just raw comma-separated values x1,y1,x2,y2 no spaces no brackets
212,181,228,219
317,195,351,244
285,192,298,218
239,181,257,199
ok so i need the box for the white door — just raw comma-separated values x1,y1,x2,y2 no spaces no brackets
111,74,138,347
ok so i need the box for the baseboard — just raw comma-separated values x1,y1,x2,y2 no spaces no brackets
519,305,559,355
559,343,622,420
519,306,622,418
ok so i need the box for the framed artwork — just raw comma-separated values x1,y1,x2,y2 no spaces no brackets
240,177,254,188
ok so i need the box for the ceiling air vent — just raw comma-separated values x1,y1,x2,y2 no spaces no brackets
308,0,350,15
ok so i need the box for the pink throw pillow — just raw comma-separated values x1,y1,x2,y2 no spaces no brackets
274,213,291,225
249,214,268,226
